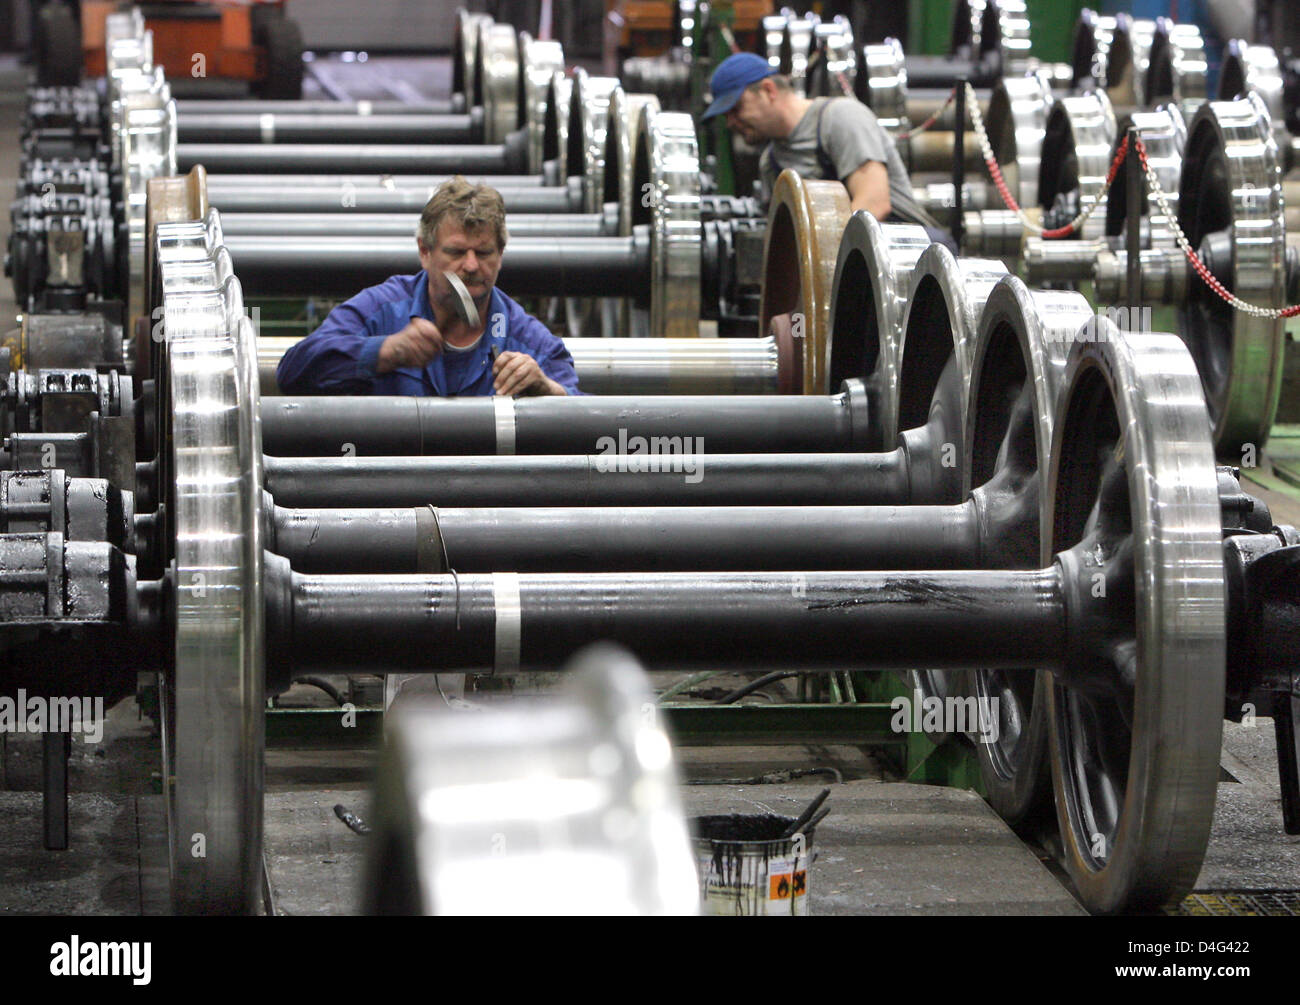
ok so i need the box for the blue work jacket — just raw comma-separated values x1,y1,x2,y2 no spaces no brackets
275,271,581,396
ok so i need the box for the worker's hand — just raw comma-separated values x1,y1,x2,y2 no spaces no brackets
376,318,444,373
492,350,566,396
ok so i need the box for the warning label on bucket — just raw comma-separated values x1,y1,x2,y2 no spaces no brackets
765,856,807,911
700,854,809,915
770,866,808,900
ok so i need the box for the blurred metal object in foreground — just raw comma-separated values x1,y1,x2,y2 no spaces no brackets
364,644,699,915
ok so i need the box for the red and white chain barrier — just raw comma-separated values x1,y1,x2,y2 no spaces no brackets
962,81,1300,320
965,81,1123,239
896,85,957,142
1133,132,1300,319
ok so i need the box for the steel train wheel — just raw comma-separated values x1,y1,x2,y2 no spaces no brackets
895,246,1008,732
1102,104,1185,241
537,69,576,334
453,10,492,101
1145,19,1207,118
120,90,178,322
35,1,82,87
826,211,929,447
1217,40,1286,147
950,0,985,58
854,38,907,124
1037,91,1116,242
963,277,1095,828
365,646,697,915
984,72,1053,211
516,32,565,175
761,13,786,73
951,0,1031,74
476,24,519,145
778,12,819,96
1105,16,1157,108
571,68,620,201
542,71,573,181
153,210,265,914
1071,9,1118,91
603,88,660,238
602,88,660,338
854,41,911,168
1176,93,1286,457
896,245,1005,479
563,69,620,336
1045,322,1224,913
631,107,701,339
986,0,1033,76
807,18,856,98
760,171,851,397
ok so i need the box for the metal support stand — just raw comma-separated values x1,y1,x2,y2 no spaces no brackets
1277,693,1300,834
694,1,739,195
855,672,985,788
1125,124,1142,321
42,729,70,850
953,78,966,253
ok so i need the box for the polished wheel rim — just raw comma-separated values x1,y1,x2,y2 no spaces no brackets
1046,322,1224,913
761,171,851,396
156,210,265,914
964,278,1094,825
1177,93,1285,457
826,211,927,437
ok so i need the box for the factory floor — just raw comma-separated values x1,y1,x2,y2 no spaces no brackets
0,674,1297,915
3,689,1090,916
0,52,1298,916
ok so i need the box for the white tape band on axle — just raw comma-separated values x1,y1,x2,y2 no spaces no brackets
492,572,522,674
493,396,516,454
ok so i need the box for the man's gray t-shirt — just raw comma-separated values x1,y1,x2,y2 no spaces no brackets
759,97,935,227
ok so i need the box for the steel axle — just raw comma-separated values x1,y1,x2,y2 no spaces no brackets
258,385,870,456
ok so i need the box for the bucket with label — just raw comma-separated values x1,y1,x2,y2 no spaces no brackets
690,814,814,916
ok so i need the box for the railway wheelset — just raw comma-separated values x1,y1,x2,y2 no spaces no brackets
3,155,1300,915
10,5,1232,338
10,9,791,343
3,5,1300,916
11,6,1258,347
1013,50,1300,457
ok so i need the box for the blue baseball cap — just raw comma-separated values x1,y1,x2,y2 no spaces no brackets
702,52,777,120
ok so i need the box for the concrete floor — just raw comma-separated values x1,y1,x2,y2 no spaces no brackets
0,52,1297,915
0,673,1296,915
254,779,1087,916
0,701,1090,916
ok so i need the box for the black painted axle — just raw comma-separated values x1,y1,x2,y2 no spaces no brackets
259,387,870,456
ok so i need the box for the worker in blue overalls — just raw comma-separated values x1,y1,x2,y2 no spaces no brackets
276,176,580,397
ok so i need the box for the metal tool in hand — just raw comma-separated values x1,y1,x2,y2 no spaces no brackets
443,270,481,329
443,270,502,374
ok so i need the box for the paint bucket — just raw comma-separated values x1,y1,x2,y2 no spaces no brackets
690,814,814,916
